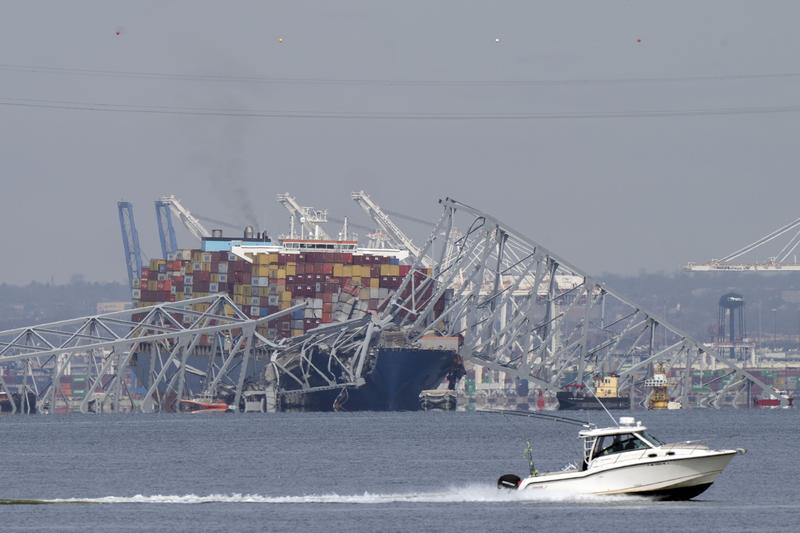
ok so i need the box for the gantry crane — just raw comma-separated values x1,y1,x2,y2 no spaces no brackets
276,193,331,240
117,201,142,291
351,191,432,267
686,215,800,271
154,199,179,259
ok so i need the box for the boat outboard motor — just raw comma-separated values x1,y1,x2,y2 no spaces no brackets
497,474,521,490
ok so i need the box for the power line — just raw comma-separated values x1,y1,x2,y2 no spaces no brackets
2,96,800,120
327,216,374,233
384,209,433,226
3,63,800,87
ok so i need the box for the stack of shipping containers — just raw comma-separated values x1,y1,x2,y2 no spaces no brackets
132,248,418,339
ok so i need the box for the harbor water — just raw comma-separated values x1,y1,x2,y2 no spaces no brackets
1,408,797,532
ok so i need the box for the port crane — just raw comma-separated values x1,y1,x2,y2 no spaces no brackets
685,215,800,271
276,193,331,240
351,191,433,267
154,199,179,259
117,201,142,291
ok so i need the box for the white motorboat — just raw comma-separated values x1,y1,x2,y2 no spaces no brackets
497,415,743,500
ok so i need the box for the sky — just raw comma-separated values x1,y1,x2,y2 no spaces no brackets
1,1,799,284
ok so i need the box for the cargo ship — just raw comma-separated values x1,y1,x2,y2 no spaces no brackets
556,374,630,410
131,229,462,411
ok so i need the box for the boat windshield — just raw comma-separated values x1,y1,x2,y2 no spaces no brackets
638,431,665,446
592,433,651,458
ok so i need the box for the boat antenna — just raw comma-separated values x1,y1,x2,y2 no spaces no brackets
584,379,618,426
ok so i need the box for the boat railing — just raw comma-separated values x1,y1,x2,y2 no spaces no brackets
597,441,711,467
660,441,710,453
602,449,652,467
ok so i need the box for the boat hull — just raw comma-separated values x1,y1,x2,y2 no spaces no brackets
518,450,736,500
556,391,630,410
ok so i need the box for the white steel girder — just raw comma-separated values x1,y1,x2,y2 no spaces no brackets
379,197,784,407
0,295,301,414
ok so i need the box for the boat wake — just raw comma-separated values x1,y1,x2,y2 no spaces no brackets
1,485,646,506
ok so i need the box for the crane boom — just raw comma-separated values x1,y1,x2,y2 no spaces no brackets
276,193,331,240
351,191,432,267
158,195,211,241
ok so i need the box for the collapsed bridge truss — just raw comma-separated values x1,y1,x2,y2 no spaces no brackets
378,198,781,407
0,295,301,413
0,198,783,413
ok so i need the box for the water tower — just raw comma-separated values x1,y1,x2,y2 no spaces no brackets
718,292,746,360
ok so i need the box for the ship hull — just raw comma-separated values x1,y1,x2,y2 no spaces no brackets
132,346,461,412
556,392,630,410
284,347,461,412
0,392,38,414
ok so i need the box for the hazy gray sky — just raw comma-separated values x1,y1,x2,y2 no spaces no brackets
2,1,799,284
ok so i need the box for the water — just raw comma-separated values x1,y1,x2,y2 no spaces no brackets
0,409,797,532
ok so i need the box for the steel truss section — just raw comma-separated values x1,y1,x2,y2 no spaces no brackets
686,215,800,271
379,197,784,407
0,295,301,414
262,316,377,408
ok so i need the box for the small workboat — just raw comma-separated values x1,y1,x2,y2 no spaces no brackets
179,398,232,413
753,390,793,408
497,414,743,500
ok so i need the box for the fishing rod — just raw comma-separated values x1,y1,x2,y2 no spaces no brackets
477,409,591,427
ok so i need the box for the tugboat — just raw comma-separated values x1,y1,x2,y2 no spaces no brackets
556,374,629,410
645,363,671,410
497,414,743,500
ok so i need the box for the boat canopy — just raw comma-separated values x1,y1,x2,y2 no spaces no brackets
579,425,649,438
579,417,648,438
